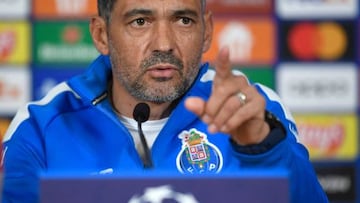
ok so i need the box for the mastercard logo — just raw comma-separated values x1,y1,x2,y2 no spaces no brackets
287,22,347,61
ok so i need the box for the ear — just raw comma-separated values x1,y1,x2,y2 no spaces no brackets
202,11,213,53
90,16,109,55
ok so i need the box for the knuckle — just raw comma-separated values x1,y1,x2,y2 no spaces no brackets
225,121,237,131
236,75,249,86
214,85,229,95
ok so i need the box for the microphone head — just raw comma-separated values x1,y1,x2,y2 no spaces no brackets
133,103,150,123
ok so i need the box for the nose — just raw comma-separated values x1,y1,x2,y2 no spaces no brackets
151,21,174,53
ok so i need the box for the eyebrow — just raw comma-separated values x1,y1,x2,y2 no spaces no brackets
124,9,153,18
123,8,199,19
172,9,199,18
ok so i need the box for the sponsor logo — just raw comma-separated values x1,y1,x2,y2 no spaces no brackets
203,18,275,65
277,63,357,113
0,78,20,100
298,123,344,155
0,0,29,18
62,26,82,44
176,128,223,174
280,21,354,61
0,67,30,115
319,175,351,193
207,0,272,14
289,22,346,60
290,80,347,98
128,185,199,203
218,22,253,62
315,165,355,201
55,0,89,15
34,22,98,64
0,31,15,61
33,0,97,18
0,22,30,64
294,114,357,160
276,0,358,19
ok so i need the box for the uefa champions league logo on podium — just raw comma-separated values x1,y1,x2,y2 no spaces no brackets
128,185,199,203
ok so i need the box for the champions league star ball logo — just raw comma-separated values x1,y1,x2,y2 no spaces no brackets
128,185,199,203
176,128,223,174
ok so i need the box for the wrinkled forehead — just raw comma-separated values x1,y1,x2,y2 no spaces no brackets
113,0,203,14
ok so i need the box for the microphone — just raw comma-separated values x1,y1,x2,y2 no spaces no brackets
133,103,153,168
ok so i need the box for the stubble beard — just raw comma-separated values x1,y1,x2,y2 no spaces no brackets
109,44,201,104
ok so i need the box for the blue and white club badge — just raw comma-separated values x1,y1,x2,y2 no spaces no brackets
176,128,223,174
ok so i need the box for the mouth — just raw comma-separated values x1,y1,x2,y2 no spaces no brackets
146,64,179,78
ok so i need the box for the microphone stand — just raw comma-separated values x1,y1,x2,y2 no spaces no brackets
133,103,153,169
137,121,153,168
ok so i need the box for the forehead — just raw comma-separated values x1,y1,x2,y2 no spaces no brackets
114,0,202,14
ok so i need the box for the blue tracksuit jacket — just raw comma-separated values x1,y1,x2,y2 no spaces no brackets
2,55,328,202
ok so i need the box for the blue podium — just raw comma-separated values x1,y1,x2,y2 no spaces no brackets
40,170,289,203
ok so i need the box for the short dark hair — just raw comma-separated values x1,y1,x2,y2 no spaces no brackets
97,0,206,23
97,0,115,23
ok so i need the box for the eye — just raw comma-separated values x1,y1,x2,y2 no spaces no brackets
178,17,193,26
130,18,148,27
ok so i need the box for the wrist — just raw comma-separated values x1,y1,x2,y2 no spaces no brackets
230,111,286,155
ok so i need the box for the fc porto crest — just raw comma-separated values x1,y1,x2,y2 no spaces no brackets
176,128,223,174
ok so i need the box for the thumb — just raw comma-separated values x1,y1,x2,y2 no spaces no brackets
184,97,206,117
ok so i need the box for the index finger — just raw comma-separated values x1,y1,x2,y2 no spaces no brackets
214,46,232,81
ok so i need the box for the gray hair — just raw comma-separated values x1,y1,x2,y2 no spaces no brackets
98,0,206,23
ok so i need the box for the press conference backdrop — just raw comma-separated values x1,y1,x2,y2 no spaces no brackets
0,0,358,202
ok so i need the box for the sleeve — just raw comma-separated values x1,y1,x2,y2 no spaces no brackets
230,110,286,155
229,84,329,203
2,115,46,203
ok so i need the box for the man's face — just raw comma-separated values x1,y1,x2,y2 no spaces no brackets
106,0,211,103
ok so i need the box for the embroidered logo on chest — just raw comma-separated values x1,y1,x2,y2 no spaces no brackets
176,128,223,174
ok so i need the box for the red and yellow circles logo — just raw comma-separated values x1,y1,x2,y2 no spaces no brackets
287,22,347,61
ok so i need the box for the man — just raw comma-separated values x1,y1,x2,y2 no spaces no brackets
2,0,328,202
